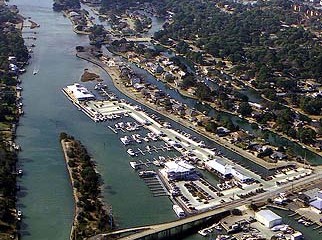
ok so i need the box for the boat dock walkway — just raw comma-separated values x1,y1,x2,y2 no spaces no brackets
131,145,173,156
143,175,168,197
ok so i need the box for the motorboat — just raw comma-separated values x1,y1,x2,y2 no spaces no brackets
127,148,136,156
138,170,156,178
120,136,131,145
129,161,139,169
33,68,39,75
172,205,185,218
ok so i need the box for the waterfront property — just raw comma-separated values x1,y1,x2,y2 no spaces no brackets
163,160,197,181
62,86,316,216
255,209,283,228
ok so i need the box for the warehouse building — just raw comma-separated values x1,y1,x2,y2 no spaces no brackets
204,158,232,179
255,209,282,228
205,158,253,183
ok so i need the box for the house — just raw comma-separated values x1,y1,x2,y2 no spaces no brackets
270,151,288,160
216,127,230,137
130,77,141,86
231,131,249,142
185,108,198,118
133,83,145,91
291,232,303,240
150,90,165,102
153,65,164,74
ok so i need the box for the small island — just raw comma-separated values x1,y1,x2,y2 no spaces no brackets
60,132,113,240
81,69,101,82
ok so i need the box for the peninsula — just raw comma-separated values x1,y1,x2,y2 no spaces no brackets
60,132,113,240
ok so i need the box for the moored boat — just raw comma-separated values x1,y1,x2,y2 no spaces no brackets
127,148,136,156
172,204,185,218
138,170,156,178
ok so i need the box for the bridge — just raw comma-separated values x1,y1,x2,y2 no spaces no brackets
89,173,322,240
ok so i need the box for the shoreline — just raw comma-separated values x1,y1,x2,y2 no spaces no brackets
76,51,299,171
0,3,32,239
60,134,113,240
111,47,322,159
61,139,78,240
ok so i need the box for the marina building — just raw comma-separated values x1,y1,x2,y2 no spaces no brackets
255,209,282,228
164,160,196,181
205,158,253,183
66,83,95,101
205,158,233,179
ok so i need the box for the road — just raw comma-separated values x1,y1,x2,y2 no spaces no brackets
90,172,322,240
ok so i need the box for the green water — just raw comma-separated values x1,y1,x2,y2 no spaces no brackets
11,1,322,240
13,0,174,239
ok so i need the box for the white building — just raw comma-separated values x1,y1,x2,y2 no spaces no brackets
291,232,303,240
310,190,322,213
205,158,232,179
205,158,253,183
231,168,253,183
255,209,282,228
164,160,196,181
66,83,95,101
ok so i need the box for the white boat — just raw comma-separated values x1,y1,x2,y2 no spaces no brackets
138,170,156,178
33,68,39,75
129,161,138,169
127,148,136,156
216,235,230,240
271,224,288,231
198,229,209,237
172,204,185,218
120,136,131,145
153,160,160,166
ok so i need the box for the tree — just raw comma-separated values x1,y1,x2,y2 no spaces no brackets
195,83,211,100
238,102,252,116
205,121,218,133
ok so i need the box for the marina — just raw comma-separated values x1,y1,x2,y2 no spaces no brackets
11,0,322,239
62,82,315,215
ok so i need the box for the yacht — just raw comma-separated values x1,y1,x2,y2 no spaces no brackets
127,148,136,156
172,205,185,218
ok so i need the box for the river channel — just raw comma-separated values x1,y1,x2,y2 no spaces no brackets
12,0,322,240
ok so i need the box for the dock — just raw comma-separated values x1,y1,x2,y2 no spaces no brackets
107,125,118,134
142,175,168,197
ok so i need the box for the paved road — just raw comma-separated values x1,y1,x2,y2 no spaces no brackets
89,172,322,240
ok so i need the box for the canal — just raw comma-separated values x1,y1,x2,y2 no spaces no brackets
12,0,322,240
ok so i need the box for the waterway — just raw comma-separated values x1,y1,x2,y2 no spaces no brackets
12,0,322,240
13,0,175,239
